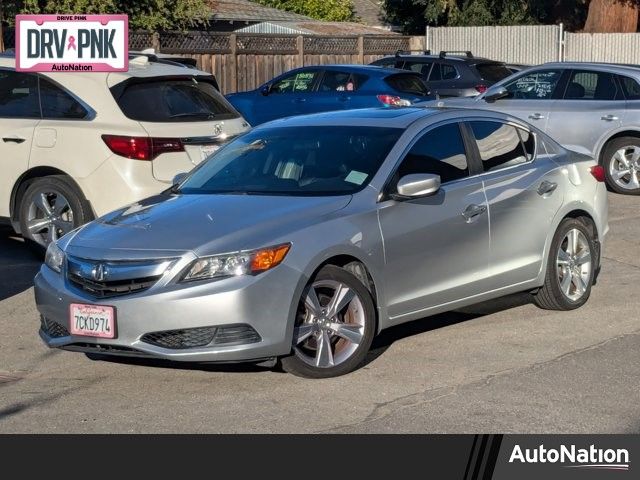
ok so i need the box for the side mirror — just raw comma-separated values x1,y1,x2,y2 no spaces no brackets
260,84,271,96
172,172,188,186
484,86,508,102
394,173,441,199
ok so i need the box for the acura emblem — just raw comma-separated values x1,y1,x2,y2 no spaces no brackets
91,263,108,282
213,124,223,136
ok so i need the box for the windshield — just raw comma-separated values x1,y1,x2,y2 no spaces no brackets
178,126,403,196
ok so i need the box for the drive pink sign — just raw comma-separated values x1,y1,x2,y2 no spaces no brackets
16,14,128,72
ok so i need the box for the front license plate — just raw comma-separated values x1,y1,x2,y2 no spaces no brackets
69,304,116,339
200,144,221,160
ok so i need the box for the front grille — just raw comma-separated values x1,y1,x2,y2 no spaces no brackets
68,273,160,298
41,316,70,338
141,324,261,350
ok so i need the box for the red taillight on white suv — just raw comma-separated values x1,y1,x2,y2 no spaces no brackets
101,135,184,161
377,94,411,107
590,165,606,182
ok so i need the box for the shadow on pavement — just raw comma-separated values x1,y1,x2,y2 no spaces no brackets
0,227,41,301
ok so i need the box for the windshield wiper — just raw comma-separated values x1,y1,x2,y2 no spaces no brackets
169,112,217,119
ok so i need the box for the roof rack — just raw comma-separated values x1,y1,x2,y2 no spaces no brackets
395,49,432,57
439,50,474,58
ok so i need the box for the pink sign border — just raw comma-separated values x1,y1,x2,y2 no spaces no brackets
15,14,129,72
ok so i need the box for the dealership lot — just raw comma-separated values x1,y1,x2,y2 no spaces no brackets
0,191,638,433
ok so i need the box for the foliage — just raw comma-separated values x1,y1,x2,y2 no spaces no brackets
254,0,355,22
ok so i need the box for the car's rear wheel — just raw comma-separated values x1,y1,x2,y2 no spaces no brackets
281,265,376,378
534,218,596,310
18,176,92,253
602,137,640,194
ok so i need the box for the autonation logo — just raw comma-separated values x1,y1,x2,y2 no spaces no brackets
509,444,630,471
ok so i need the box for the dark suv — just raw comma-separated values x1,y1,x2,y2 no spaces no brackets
371,51,513,98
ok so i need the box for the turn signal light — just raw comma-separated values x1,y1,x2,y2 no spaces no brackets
102,135,184,161
250,244,291,273
590,165,606,182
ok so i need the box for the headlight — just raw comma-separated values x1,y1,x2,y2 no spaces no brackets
45,242,65,273
181,243,290,282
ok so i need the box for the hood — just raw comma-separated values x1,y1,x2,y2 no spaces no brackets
65,193,352,258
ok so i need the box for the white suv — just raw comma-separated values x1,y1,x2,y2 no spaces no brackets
0,53,250,250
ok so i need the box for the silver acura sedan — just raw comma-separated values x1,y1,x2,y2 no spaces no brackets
35,107,609,378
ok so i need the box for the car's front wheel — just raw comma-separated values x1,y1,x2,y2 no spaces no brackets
534,218,596,310
281,265,376,378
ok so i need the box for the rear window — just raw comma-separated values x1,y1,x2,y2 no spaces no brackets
112,77,238,122
385,74,430,97
474,63,513,82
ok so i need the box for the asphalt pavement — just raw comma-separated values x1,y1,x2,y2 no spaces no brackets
0,192,638,433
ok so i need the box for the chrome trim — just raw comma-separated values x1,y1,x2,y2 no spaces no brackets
67,256,175,282
181,134,236,145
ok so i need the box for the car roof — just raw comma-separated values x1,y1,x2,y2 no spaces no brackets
382,54,501,65
534,62,640,76
284,64,421,77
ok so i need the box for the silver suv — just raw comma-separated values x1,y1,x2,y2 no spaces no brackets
428,62,640,194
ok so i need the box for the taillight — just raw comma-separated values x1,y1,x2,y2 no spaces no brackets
102,135,184,161
377,94,411,107
475,85,488,94
590,165,606,182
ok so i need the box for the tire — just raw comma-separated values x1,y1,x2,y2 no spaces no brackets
534,218,596,310
18,175,92,254
602,137,640,195
281,265,376,378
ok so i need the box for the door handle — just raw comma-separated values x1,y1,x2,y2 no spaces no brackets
462,204,487,222
601,114,619,121
2,136,26,144
528,113,545,120
537,180,558,196
338,96,350,102
294,98,306,103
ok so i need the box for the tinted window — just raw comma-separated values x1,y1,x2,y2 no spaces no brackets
0,70,40,118
397,123,469,183
619,75,640,99
564,70,618,100
518,129,535,161
113,77,237,122
504,70,563,99
403,60,433,77
429,64,442,81
272,70,318,94
319,71,365,92
441,64,458,80
385,74,430,97
39,77,87,119
469,121,529,172
475,63,512,82
179,126,402,196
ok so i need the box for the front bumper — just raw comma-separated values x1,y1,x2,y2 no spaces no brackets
34,262,305,363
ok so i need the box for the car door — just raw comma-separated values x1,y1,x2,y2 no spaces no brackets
466,120,565,289
377,121,490,321
481,68,566,130
310,69,361,113
545,69,625,157
254,69,321,124
428,62,461,97
0,69,40,218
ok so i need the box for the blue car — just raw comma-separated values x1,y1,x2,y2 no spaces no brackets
226,65,433,125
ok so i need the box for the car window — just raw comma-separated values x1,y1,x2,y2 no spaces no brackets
469,121,530,172
271,70,318,94
370,58,397,68
518,128,536,161
318,71,365,92
475,63,512,82
0,70,40,118
39,76,88,119
403,60,433,77
385,74,430,97
112,77,238,122
428,63,442,81
619,75,640,99
441,64,458,80
397,123,469,183
564,70,618,100
503,69,563,100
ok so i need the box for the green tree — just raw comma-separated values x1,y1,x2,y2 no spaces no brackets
254,0,355,22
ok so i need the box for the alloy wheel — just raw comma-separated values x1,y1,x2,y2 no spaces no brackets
556,228,592,302
26,190,74,247
609,146,640,190
293,279,366,368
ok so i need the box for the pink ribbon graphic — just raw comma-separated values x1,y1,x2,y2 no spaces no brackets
67,35,77,50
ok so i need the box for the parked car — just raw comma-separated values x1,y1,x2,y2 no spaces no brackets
422,62,640,194
225,65,433,125
36,107,608,378
370,50,513,98
0,53,249,250
129,49,201,72
505,63,531,74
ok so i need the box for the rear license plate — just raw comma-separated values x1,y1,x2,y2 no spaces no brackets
200,144,221,160
69,304,116,339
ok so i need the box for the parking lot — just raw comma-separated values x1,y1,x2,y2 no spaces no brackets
0,191,638,433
